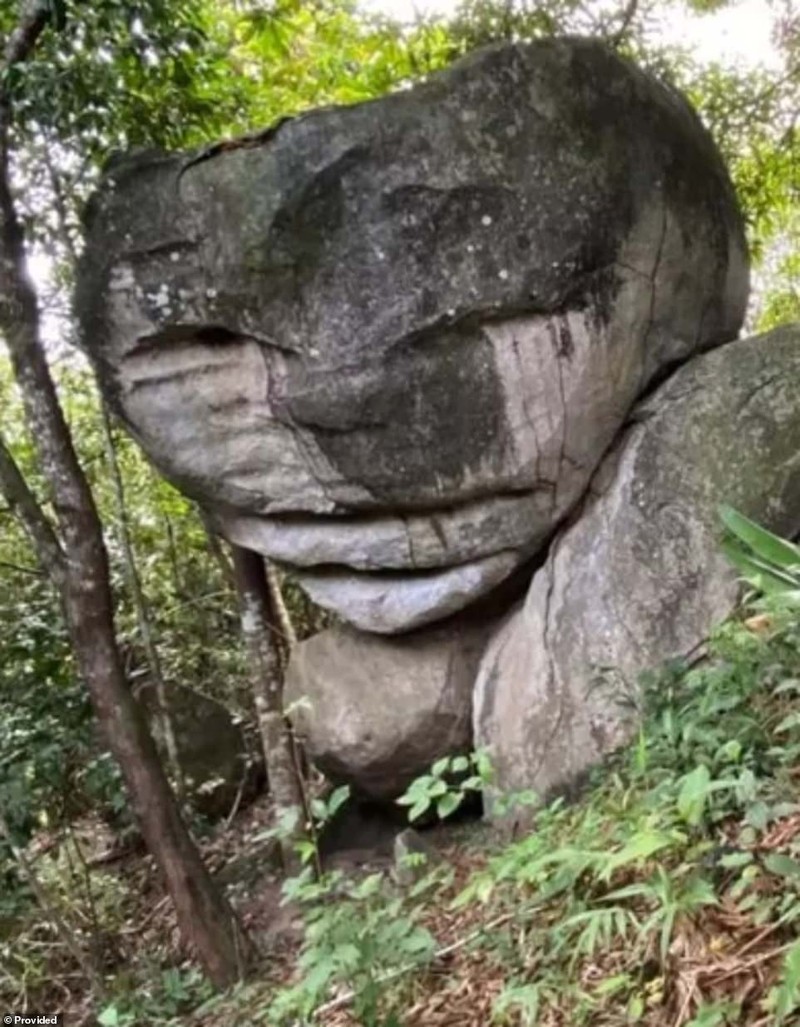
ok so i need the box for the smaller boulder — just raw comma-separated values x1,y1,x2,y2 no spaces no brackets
140,683,253,818
285,617,495,800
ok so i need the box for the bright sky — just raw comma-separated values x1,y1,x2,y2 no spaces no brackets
656,0,780,69
364,0,782,71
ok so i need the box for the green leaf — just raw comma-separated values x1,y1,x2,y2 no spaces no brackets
628,994,646,1020
326,784,350,819
98,1007,120,1027
719,505,800,570
408,797,431,822
677,764,712,826
720,538,800,594
436,791,463,819
474,749,494,783
601,829,676,879
775,712,800,734
769,938,800,1022
719,851,753,869
686,1001,740,1027
594,972,632,996
764,853,800,881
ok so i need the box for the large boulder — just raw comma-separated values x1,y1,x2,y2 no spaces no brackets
474,326,800,811
76,38,747,634
285,616,496,800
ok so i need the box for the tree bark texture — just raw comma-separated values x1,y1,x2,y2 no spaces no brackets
231,545,303,868
0,0,252,987
98,400,185,798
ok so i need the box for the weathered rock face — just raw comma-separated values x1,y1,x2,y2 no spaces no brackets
140,683,253,818
77,38,747,634
285,617,496,799
474,326,800,812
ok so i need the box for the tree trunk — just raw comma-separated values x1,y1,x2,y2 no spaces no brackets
230,545,303,869
98,400,185,799
199,507,237,593
265,560,298,653
0,1,252,987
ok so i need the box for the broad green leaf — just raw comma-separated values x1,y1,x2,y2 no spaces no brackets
436,791,463,819
677,764,712,826
719,850,753,869
408,797,431,822
719,505,800,570
764,853,800,881
720,538,799,593
326,784,350,818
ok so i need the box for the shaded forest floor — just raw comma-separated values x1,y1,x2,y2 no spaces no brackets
6,610,800,1026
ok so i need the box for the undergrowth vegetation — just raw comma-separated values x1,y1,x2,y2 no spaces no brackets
6,571,800,1025
176,587,800,1027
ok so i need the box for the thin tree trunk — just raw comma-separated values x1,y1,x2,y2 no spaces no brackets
199,508,237,593
0,415,252,990
162,504,185,597
265,561,297,653
230,545,303,869
0,2,252,987
98,400,184,799
44,118,184,796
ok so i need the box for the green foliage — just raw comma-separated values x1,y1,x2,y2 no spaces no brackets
271,867,437,1025
0,353,258,944
720,504,800,600
758,246,800,331
232,598,798,1024
97,967,214,1027
767,938,800,1023
1,0,246,155
224,0,455,127
396,750,492,822
250,782,440,1025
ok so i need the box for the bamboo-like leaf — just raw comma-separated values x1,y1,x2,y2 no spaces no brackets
720,537,799,593
720,505,800,570
601,829,676,880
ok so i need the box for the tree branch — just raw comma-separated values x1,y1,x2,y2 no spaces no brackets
611,0,639,46
0,557,44,576
0,4,106,563
2,0,51,75
0,432,65,582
